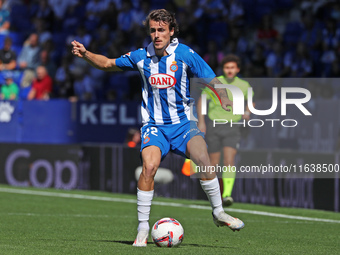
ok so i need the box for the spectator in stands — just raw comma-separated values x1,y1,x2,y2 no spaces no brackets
299,13,321,50
186,0,204,24
71,67,95,101
132,1,150,28
117,0,134,33
224,0,245,27
300,0,328,17
42,38,59,64
62,4,81,34
286,42,313,77
34,0,54,30
322,18,340,50
330,2,340,21
0,36,17,71
18,33,41,87
86,0,108,23
48,0,78,20
86,40,107,98
54,56,74,99
0,0,10,34
27,66,52,100
266,40,289,77
0,72,19,100
100,1,119,32
39,49,57,78
256,14,279,49
66,25,92,49
320,41,337,77
203,40,223,74
201,0,225,21
34,18,52,45
225,26,248,58
248,43,266,77
95,25,111,54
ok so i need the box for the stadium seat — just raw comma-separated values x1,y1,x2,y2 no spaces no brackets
10,4,33,33
207,22,228,47
0,34,5,49
0,72,5,84
276,0,294,9
283,22,303,46
52,33,67,51
11,45,23,56
253,6,274,24
12,71,24,85
9,32,24,46
107,73,129,99
151,0,169,10
18,85,31,100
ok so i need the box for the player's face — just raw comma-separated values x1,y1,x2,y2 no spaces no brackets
223,62,240,79
149,20,174,56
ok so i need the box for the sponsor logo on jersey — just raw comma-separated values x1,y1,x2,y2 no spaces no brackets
148,73,176,89
123,52,131,57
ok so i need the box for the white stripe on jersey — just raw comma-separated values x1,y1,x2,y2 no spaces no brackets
150,56,163,125
137,59,149,124
180,62,194,121
166,54,180,124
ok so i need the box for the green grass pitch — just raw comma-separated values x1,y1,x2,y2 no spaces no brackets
0,184,339,255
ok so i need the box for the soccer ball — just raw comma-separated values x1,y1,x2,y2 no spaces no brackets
151,217,184,247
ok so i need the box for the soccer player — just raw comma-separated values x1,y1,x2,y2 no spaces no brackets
71,9,244,247
198,54,253,206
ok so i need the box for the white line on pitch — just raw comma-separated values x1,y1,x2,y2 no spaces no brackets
1,187,339,224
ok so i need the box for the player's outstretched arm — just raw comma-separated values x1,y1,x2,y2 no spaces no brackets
209,77,233,112
71,40,122,72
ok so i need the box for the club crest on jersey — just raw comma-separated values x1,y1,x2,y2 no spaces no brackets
170,61,178,72
149,74,176,89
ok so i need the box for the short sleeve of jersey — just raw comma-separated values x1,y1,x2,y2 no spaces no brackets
115,50,141,71
183,48,216,83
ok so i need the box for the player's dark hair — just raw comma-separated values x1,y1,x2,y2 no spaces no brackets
144,9,179,40
221,54,241,68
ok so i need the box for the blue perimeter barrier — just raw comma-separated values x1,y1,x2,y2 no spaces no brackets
0,100,142,144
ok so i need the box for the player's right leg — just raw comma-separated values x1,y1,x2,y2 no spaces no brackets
187,135,244,232
133,146,161,247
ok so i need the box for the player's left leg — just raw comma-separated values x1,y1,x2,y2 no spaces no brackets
187,136,244,231
221,146,237,206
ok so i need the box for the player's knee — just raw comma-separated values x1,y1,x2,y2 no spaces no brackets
143,162,159,179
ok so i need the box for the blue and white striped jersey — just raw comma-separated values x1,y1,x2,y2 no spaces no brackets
115,38,216,125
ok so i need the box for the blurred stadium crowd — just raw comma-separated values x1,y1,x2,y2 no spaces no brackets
0,0,340,101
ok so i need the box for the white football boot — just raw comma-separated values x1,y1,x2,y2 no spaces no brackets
213,211,245,231
132,229,149,247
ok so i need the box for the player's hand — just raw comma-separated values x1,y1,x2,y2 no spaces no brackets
198,121,206,134
71,40,86,58
221,97,233,112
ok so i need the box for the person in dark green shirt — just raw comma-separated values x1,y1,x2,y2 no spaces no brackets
198,54,254,206
1,74,19,100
